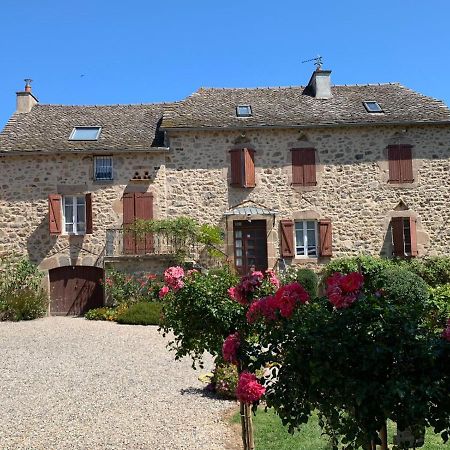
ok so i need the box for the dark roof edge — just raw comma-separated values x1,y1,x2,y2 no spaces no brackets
0,147,170,156
162,119,450,132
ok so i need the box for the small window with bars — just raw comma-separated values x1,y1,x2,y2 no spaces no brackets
94,156,113,181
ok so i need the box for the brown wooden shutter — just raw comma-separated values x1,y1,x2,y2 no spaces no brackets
319,219,332,257
280,220,294,257
409,217,418,256
388,146,401,183
291,148,316,186
391,217,405,257
243,148,255,188
123,192,136,254
48,194,62,235
230,149,243,186
135,192,154,254
399,145,414,182
85,193,93,234
291,149,304,186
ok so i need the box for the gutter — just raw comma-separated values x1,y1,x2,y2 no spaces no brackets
0,147,170,156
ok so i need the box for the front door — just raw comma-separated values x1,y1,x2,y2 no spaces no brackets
233,220,268,275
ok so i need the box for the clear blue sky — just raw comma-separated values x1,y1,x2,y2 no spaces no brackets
1,0,450,129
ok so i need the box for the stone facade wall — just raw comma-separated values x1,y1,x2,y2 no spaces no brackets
0,151,167,271
165,125,450,269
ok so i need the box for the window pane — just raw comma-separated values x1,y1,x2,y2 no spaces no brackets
403,219,411,254
235,230,242,238
235,258,242,267
64,199,73,233
95,156,113,180
70,127,101,140
235,248,242,257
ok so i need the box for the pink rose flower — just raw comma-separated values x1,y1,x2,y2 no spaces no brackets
326,272,364,309
222,332,240,365
236,371,265,404
159,285,170,298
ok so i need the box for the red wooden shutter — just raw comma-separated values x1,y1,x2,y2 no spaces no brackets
399,145,414,182
230,149,243,186
280,220,294,257
123,192,136,254
388,146,401,183
243,148,256,188
319,219,332,257
391,217,405,256
134,192,154,254
85,193,93,234
409,217,418,256
48,194,62,235
291,149,304,186
291,148,316,186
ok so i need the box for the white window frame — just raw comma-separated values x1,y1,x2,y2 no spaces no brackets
294,220,318,258
94,155,113,181
69,126,102,141
62,196,86,235
236,105,252,117
363,101,383,113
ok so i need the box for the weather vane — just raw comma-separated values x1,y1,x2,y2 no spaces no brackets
301,55,323,70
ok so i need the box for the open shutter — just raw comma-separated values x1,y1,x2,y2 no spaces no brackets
48,194,62,235
319,219,332,257
391,217,404,256
291,148,316,186
388,146,401,183
409,217,418,256
243,148,256,188
399,145,414,182
123,192,136,254
85,193,93,234
135,192,154,254
230,149,243,186
291,149,304,186
280,220,294,257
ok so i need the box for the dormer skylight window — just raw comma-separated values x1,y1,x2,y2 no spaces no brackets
236,105,252,117
69,126,101,140
363,101,383,113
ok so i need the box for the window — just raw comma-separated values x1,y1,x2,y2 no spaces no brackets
388,145,414,183
229,148,256,188
391,217,418,257
63,196,86,234
363,101,383,113
295,221,318,257
94,156,113,180
291,148,317,186
69,127,101,140
236,105,252,117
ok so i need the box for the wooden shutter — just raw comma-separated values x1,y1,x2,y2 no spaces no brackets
409,217,418,256
391,217,405,257
123,192,136,254
85,193,93,234
243,148,256,188
48,194,62,235
135,192,154,254
399,145,414,182
280,220,294,257
319,219,332,257
230,149,243,186
291,148,316,186
388,146,401,183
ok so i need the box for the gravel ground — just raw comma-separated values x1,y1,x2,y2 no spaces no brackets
0,317,239,450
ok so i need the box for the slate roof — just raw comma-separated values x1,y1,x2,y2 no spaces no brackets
161,83,450,129
0,104,167,153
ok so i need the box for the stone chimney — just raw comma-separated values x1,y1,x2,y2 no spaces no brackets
16,79,38,113
307,69,332,99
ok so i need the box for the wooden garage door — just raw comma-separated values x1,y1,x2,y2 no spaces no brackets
49,266,104,316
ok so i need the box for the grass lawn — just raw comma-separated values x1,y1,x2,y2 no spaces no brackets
231,408,449,450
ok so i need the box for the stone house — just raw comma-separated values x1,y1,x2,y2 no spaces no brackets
0,70,449,314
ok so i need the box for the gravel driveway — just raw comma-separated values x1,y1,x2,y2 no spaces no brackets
0,317,238,450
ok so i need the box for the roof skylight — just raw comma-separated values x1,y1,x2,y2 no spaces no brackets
236,105,252,117
363,101,383,113
69,127,101,140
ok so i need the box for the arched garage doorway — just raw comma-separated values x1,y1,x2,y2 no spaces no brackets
49,266,104,316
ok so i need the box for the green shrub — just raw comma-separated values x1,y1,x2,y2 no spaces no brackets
84,306,125,321
0,256,43,295
399,257,450,287
282,268,318,299
425,284,450,331
213,363,238,399
116,301,162,325
0,288,48,321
